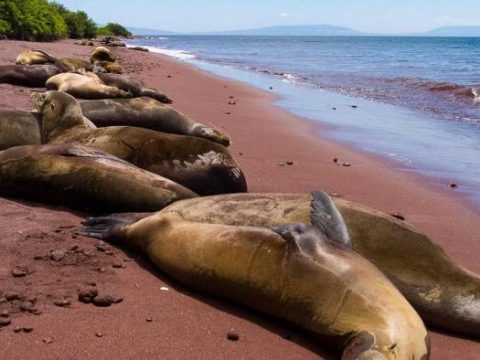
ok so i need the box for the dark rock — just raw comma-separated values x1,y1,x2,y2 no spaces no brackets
351,105,358,108
92,295,114,307
97,267,106,273
112,261,125,269
13,326,22,333
20,301,34,312
448,182,458,189
69,245,79,251
332,107,336,110
146,316,153,323
286,161,293,166
95,332,103,338
22,326,33,333
0,318,12,327
0,310,9,318
227,330,239,341
5,292,20,301
333,158,338,163
96,245,106,252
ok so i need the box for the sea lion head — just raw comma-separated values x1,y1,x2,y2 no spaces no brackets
190,124,231,146
90,47,115,63
31,91,93,142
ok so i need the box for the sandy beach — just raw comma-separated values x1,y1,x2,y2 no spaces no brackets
0,39,479,359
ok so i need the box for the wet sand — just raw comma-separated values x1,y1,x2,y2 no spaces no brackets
0,39,479,359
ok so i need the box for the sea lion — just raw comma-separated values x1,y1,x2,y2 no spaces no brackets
97,73,172,104
90,46,116,63
54,58,93,72
152,192,480,339
0,110,42,150
0,143,197,213
0,64,62,87
81,191,430,359
79,97,230,146
33,91,247,195
45,72,131,99
93,61,123,74
15,50,57,65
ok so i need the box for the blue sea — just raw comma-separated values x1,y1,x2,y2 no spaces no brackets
127,36,480,207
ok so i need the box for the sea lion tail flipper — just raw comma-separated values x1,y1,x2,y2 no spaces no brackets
78,215,133,241
141,88,173,104
310,190,352,248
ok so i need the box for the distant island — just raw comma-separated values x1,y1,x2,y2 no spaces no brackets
127,24,480,37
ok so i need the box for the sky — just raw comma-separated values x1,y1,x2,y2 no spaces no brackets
56,0,480,34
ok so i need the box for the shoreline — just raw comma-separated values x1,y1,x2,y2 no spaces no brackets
0,39,479,359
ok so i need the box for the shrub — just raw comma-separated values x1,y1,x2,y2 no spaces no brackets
97,23,132,37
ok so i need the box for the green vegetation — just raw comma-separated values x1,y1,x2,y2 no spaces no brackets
97,23,132,37
0,0,129,41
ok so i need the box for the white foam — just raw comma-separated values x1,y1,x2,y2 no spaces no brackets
281,73,298,84
128,45,196,60
472,87,480,103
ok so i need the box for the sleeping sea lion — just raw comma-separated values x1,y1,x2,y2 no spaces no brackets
0,144,197,213
90,46,116,63
93,61,123,74
0,64,62,87
0,110,41,150
46,72,131,99
97,73,172,104
81,191,430,359
79,97,230,146
15,50,57,65
32,91,247,195
54,58,93,72
151,192,480,339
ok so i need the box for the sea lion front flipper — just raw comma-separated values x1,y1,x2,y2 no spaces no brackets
342,331,388,360
78,215,132,240
311,190,352,248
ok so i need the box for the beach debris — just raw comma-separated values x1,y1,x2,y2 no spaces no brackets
11,268,27,277
342,162,351,167
160,286,169,292
448,182,458,189
227,330,240,341
53,298,71,307
391,212,406,221
0,318,12,327
50,249,66,262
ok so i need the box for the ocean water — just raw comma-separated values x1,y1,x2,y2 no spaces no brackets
127,36,480,207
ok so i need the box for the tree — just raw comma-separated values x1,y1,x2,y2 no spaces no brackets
97,23,132,37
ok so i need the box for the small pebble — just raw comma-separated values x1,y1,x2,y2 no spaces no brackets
22,326,33,333
225,112,231,115
112,261,125,269
78,287,98,303
351,105,358,108
448,182,458,189
160,287,169,292
105,251,114,256
342,162,351,167
329,192,341,198
97,267,106,273
43,337,53,344
13,326,22,333
391,213,405,221
286,161,293,166
0,310,9,318
20,301,34,312
6,292,20,301
146,316,153,323
333,158,338,163
96,245,106,252
69,245,79,251
227,330,239,341
12,268,27,277
50,250,66,262
53,299,71,307
332,107,336,110
278,163,285,167
269,86,273,90
95,332,103,338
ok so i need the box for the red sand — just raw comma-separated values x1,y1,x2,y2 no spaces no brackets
0,39,479,359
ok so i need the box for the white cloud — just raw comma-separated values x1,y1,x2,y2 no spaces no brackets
279,12,295,18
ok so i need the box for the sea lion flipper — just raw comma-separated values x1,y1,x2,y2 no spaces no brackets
342,331,387,360
310,190,352,247
78,216,131,240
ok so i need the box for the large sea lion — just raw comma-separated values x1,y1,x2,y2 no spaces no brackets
0,110,41,150
150,192,480,339
0,64,62,87
33,91,247,195
79,97,230,146
55,58,93,72
90,47,123,73
15,50,57,65
97,73,172,103
90,46,116,63
45,72,131,99
0,144,197,213
81,191,430,359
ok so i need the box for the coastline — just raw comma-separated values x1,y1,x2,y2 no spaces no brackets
0,39,479,359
